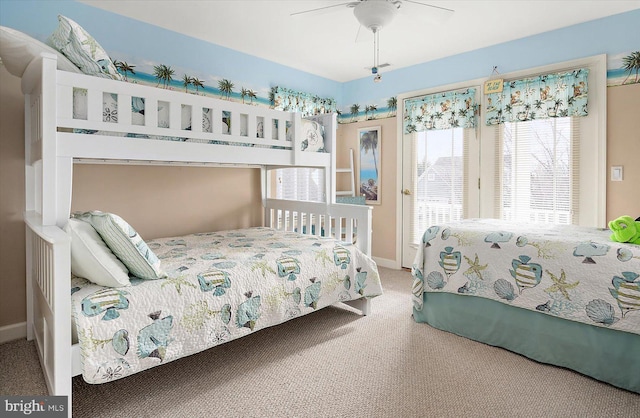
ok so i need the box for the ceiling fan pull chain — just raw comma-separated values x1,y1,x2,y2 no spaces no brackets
376,30,380,68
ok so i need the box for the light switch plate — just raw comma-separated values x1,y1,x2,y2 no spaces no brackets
611,166,623,181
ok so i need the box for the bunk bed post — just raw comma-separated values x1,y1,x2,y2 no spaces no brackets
26,53,59,225
56,157,73,227
261,166,269,224
22,53,74,415
324,113,337,204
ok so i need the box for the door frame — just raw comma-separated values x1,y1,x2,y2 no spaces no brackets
396,77,485,269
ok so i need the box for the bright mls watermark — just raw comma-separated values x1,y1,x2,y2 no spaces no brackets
1,397,66,417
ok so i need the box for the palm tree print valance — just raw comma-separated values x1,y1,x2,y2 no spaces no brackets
403,88,477,134
273,86,337,117
485,68,589,125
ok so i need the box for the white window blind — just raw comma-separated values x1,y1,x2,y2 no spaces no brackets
494,117,580,224
275,168,324,202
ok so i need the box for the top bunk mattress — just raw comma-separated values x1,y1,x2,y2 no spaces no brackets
71,227,382,384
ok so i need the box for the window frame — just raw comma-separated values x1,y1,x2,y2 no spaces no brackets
479,55,607,227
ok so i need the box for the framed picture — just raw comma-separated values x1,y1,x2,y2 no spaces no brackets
358,126,381,205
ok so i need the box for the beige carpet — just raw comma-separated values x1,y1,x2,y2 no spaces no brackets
1,267,638,417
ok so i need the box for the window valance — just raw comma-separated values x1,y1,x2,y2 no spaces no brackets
485,68,589,126
403,88,477,134
273,86,337,117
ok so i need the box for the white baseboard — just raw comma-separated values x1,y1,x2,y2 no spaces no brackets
0,322,27,344
372,257,399,269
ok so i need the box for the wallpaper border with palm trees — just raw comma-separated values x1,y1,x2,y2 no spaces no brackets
607,50,640,87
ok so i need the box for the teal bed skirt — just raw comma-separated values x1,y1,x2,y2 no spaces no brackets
413,292,640,394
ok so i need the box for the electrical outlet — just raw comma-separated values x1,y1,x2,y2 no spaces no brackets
611,166,623,181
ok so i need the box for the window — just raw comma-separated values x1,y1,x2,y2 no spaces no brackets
481,55,606,227
275,167,324,202
497,117,578,224
413,127,467,239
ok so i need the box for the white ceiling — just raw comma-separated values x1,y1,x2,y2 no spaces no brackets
79,0,640,82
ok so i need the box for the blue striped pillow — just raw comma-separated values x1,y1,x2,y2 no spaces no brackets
75,211,165,280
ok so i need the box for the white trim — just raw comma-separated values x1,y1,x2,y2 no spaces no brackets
0,322,27,344
396,77,485,268
372,256,398,269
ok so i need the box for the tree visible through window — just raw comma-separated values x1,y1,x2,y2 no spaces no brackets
499,117,576,224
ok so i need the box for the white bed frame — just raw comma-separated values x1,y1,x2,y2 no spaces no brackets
21,53,373,414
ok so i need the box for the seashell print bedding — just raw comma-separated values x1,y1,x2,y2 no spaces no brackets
71,227,382,383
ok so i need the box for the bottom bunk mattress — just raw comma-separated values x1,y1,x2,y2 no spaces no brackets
71,227,382,384
411,219,640,393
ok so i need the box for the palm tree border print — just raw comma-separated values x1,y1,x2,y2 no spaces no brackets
607,50,640,87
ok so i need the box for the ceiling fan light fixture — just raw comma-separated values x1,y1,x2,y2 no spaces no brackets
353,0,399,32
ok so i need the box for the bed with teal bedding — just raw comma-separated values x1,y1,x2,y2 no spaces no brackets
411,219,640,393
72,227,382,384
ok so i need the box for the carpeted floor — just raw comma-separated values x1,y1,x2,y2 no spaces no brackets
1,267,638,417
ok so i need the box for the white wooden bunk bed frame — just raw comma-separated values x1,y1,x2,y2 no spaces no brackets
22,53,373,411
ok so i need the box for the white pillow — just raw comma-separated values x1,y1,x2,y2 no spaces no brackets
64,218,131,287
76,211,165,280
301,120,325,152
0,25,81,77
47,15,122,80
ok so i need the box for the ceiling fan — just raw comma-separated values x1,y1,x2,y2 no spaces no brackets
292,0,454,82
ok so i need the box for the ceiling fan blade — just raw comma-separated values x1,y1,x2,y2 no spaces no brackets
363,63,391,70
401,0,454,24
290,2,353,17
403,0,454,13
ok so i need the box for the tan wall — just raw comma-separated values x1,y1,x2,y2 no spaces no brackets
0,67,27,327
71,165,262,240
606,83,640,220
0,66,262,328
336,118,397,262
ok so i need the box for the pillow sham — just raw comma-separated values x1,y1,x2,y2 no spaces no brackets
64,218,131,287
75,211,165,280
47,15,122,80
300,120,325,152
0,25,81,77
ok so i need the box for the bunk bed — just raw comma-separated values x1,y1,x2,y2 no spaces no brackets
5,29,382,413
411,219,640,393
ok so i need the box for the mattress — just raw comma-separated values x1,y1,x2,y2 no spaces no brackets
411,219,640,336
71,227,382,383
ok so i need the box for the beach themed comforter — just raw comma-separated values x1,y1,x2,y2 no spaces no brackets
71,227,382,384
411,219,640,336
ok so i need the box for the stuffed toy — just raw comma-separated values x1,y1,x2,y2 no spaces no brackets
608,215,640,245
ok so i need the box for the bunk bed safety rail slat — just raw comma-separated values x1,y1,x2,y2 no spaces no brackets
264,199,372,256
54,70,299,149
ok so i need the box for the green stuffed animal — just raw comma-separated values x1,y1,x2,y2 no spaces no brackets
609,216,640,245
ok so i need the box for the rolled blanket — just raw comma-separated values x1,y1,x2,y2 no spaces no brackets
609,215,640,245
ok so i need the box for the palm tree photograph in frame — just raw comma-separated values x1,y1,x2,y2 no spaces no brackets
359,127,381,204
